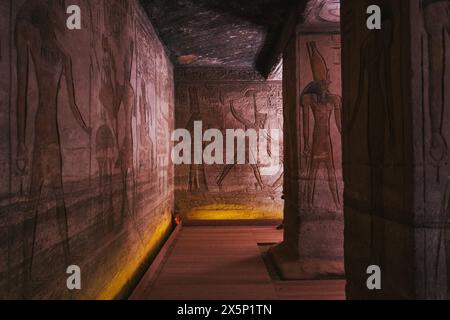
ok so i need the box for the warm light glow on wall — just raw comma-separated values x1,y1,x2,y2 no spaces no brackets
96,216,172,300
184,204,282,221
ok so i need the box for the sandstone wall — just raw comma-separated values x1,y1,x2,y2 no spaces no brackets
0,0,174,299
174,68,284,221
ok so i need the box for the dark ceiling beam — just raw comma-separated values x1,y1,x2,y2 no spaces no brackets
256,0,307,79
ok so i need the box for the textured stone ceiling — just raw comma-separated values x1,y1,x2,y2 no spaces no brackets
140,0,297,68
139,0,340,69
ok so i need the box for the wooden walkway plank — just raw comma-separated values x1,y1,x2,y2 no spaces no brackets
130,225,346,300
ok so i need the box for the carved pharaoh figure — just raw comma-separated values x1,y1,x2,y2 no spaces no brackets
15,0,90,295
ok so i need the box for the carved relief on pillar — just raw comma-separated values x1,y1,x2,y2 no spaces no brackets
298,35,343,213
419,0,450,299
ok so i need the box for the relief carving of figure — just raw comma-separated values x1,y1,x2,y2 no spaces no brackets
15,0,90,295
216,90,267,190
301,42,342,210
99,0,135,225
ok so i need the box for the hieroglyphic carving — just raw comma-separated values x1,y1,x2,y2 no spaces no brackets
263,84,284,191
136,20,158,182
175,67,265,82
14,0,90,295
300,42,342,210
155,48,172,196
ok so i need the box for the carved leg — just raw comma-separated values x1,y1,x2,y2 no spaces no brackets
251,164,264,190
216,164,234,187
22,183,43,298
54,187,71,263
306,161,320,209
326,162,341,210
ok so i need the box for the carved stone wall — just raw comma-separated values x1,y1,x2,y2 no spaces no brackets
342,0,449,299
0,0,174,299
174,68,284,220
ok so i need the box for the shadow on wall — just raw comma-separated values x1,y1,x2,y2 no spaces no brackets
342,0,449,299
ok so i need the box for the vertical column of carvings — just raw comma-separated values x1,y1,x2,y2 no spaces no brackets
410,0,449,300
341,0,450,299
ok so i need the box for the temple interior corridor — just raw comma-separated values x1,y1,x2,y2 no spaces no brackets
0,0,449,301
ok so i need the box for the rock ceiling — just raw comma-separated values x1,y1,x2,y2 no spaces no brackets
140,0,340,71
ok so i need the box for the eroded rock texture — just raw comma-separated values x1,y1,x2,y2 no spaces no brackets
140,0,294,69
0,0,174,299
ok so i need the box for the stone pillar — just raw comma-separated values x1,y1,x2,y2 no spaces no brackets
270,28,345,279
342,0,449,299
269,36,301,276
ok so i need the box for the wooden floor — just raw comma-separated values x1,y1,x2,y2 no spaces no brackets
130,225,346,300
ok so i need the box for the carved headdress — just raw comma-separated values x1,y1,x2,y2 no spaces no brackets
306,41,330,83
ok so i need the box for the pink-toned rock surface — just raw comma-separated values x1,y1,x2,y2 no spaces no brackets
0,0,174,299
